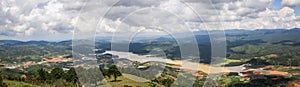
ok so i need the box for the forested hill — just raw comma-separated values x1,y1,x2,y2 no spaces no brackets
0,40,72,46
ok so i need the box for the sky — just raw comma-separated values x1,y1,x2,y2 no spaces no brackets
0,0,300,41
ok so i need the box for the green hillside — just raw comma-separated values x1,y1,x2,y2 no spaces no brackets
4,80,42,87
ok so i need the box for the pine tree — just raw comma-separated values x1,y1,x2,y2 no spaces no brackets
51,67,65,80
108,65,122,82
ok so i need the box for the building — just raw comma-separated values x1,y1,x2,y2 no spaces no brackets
0,63,7,67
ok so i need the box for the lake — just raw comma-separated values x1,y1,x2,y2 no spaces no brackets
104,51,245,74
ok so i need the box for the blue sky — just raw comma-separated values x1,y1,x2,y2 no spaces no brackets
272,0,300,15
294,7,300,15
272,0,282,9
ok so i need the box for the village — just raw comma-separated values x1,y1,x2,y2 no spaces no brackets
0,55,74,71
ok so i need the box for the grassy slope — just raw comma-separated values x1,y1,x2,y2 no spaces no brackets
122,73,150,82
106,76,164,87
106,76,151,87
4,80,42,87
3,75,163,87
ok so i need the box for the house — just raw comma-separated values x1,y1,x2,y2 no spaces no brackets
168,75,177,80
137,66,149,70
21,75,27,79
137,66,148,69
240,70,264,77
62,68,70,71
287,80,300,87
0,63,7,67
193,73,204,79
267,54,279,58
166,65,181,72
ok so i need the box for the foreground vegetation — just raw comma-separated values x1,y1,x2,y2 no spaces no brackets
3,80,42,87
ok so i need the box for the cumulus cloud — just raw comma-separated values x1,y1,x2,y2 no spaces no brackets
282,0,300,7
192,7,300,30
0,0,299,40
0,0,75,37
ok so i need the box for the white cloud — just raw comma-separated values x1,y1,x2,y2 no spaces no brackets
0,0,299,40
207,7,300,30
282,0,300,7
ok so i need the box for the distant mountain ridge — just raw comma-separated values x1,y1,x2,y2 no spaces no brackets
1,28,300,45
0,40,72,46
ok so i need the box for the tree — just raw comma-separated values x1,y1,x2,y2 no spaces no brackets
64,68,78,83
100,67,110,78
51,67,65,80
37,68,49,83
0,70,8,87
108,65,122,82
162,78,173,87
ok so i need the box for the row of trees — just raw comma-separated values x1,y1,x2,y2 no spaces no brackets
1,65,123,87
1,67,79,87
35,68,79,85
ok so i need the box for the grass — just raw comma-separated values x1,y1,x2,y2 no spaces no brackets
105,75,165,87
3,75,162,87
106,76,150,87
81,75,164,87
4,80,42,87
122,73,150,82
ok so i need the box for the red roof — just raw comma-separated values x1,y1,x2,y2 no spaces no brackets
170,65,181,69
